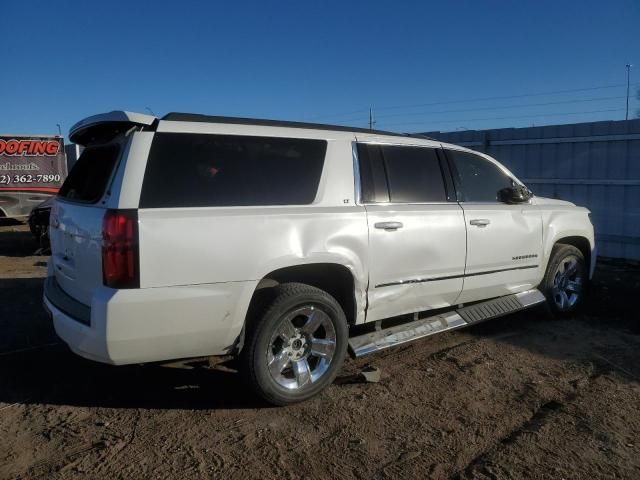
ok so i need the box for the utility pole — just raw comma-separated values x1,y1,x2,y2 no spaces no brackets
626,64,632,121
368,107,375,130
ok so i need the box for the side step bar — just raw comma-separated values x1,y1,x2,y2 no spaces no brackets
348,289,546,358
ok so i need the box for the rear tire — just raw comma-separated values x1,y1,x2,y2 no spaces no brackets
539,244,587,316
241,282,348,406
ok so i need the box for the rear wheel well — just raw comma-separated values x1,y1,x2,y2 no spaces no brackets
554,236,591,269
248,263,357,327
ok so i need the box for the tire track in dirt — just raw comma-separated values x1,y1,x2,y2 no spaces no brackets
344,326,602,479
453,367,603,480
16,439,112,479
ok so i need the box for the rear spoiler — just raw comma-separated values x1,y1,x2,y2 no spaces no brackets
69,111,157,145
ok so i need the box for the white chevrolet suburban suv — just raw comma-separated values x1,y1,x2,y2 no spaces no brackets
44,111,596,405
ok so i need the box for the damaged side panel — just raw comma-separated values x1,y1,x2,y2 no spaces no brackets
136,207,370,354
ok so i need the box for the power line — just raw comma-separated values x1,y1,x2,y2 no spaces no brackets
362,95,626,121
377,107,623,129
311,82,637,122
379,96,625,120
377,84,634,112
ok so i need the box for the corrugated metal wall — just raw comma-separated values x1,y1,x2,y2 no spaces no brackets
423,119,640,260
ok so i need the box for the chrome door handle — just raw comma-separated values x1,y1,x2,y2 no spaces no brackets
374,221,403,231
469,219,490,227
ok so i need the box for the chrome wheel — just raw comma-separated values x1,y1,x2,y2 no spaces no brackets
267,306,337,390
551,255,583,311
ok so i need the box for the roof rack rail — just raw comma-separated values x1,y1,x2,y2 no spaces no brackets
161,112,422,139
402,133,438,141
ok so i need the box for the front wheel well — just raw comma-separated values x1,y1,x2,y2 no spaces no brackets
554,236,591,269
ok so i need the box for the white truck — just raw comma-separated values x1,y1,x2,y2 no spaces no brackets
43,111,595,405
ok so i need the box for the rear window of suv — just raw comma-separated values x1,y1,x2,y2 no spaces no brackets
139,133,327,208
58,145,120,203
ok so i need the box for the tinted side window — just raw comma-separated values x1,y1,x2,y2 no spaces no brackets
58,145,120,203
140,133,327,208
381,146,447,203
448,151,513,202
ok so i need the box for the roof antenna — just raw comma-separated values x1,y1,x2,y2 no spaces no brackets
145,106,155,116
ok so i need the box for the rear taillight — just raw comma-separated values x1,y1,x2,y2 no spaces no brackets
102,209,139,288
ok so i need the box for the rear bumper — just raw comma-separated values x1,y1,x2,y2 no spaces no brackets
44,276,256,365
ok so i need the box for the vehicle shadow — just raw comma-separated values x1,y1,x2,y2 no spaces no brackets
0,278,55,352
0,219,23,227
0,227,40,257
0,276,268,410
0,346,266,411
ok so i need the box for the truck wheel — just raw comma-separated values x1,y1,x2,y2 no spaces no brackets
29,220,41,239
242,282,348,405
540,244,587,316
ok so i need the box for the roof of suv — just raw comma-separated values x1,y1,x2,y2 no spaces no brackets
161,112,435,141
70,110,454,148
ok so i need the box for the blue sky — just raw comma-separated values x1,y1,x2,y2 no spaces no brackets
1,0,638,137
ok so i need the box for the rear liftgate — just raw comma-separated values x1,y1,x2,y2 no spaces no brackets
348,289,545,358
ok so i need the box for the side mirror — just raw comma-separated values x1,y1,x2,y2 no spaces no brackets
498,185,532,204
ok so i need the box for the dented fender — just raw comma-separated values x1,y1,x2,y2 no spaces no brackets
532,197,596,278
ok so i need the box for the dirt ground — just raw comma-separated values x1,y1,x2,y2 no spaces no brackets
0,220,639,480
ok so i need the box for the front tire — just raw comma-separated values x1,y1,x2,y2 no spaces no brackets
540,244,587,316
241,283,348,406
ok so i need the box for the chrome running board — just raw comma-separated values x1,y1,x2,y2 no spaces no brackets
349,289,545,358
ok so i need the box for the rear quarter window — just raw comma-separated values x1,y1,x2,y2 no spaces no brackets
139,133,327,208
58,145,120,203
